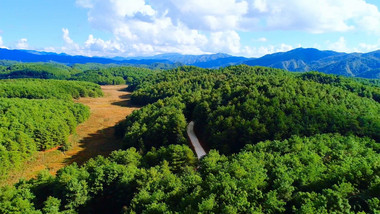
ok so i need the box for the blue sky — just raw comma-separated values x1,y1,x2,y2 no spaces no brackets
1,0,380,57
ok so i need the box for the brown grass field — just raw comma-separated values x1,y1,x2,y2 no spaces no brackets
3,85,139,186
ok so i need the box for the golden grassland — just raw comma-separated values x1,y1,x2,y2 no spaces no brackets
3,85,139,186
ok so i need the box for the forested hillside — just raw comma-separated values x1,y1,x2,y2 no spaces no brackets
0,79,102,180
0,61,156,86
243,48,380,78
0,65,379,213
0,79,103,99
1,135,378,213
127,66,379,153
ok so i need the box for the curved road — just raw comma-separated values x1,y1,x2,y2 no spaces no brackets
187,121,207,159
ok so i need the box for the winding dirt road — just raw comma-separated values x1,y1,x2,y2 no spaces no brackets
187,121,207,159
4,85,138,186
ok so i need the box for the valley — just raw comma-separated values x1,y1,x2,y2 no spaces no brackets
0,65,378,213
2,1,380,212
3,85,139,186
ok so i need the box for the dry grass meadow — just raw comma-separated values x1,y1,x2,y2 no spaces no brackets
3,85,139,186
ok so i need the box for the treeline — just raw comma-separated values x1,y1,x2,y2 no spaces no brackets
0,134,378,213
131,66,380,105
0,62,72,79
0,79,103,99
299,71,380,102
0,62,156,86
0,79,101,180
69,66,155,88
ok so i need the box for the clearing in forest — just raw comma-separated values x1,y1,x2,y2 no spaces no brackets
5,85,138,185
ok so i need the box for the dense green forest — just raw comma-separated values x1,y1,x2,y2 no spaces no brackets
0,79,102,180
0,65,379,213
69,66,156,87
1,135,378,213
0,61,156,86
126,66,379,153
0,79,103,99
299,72,380,102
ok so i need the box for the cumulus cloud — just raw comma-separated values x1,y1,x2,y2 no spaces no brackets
61,28,83,55
84,34,124,55
16,38,29,49
358,41,380,52
62,28,74,45
71,0,380,56
253,37,268,42
209,31,241,54
60,29,129,57
326,37,380,53
329,37,348,52
112,0,155,17
76,0,93,8
249,0,380,34
0,36,5,48
165,0,249,31
43,47,57,52
155,0,380,33
318,36,380,54
243,43,296,57
70,0,211,56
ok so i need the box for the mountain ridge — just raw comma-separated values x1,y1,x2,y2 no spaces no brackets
243,48,380,78
1,47,380,78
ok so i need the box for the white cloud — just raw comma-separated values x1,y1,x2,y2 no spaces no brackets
209,31,241,54
152,0,380,34
253,37,267,42
0,36,5,48
112,0,155,17
72,0,211,56
16,38,29,49
357,40,380,52
71,0,380,56
61,28,84,55
328,37,350,52
356,10,380,33
166,0,249,31
76,0,93,8
248,0,380,33
43,47,57,52
253,0,268,12
84,34,124,54
241,43,295,57
62,28,75,45
326,37,380,53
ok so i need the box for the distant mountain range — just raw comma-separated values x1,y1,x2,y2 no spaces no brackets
0,48,173,65
127,53,247,68
1,48,379,78
244,48,380,79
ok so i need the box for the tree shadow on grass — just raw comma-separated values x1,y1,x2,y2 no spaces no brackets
111,93,141,108
64,87,140,166
64,124,124,166
117,86,130,92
